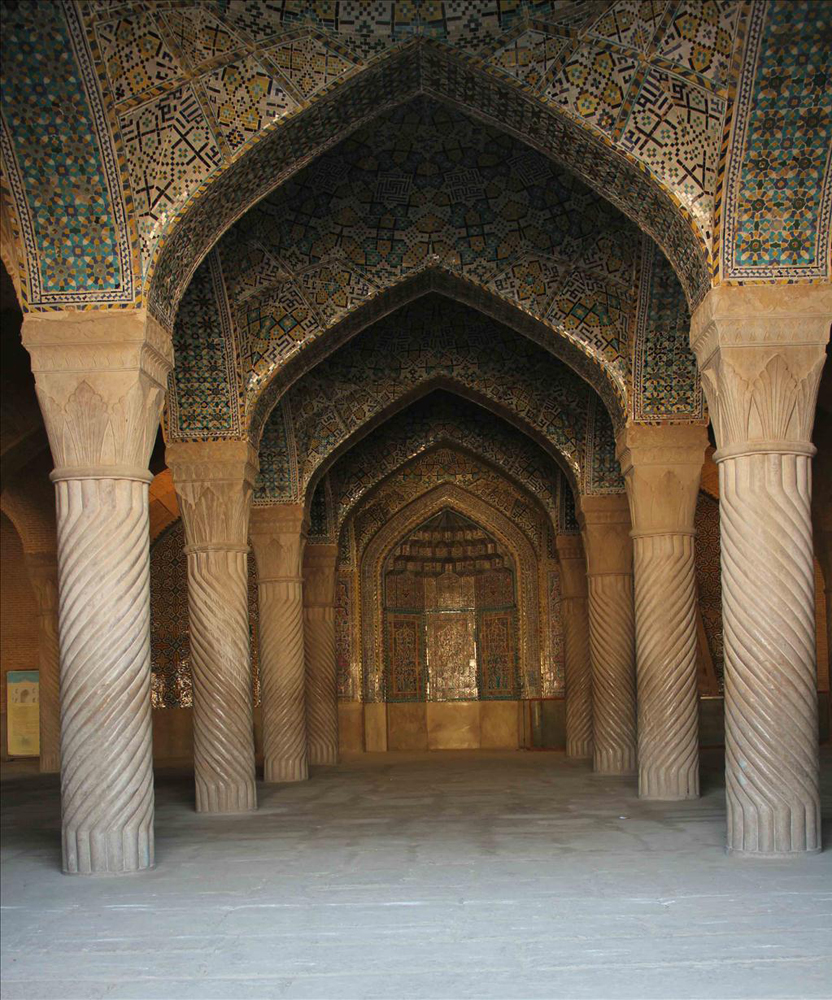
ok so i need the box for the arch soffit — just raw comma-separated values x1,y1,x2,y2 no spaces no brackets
143,42,714,325
241,272,627,445
320,394,572,533
350,449,551,569
254,303,609,500
358,481,542,702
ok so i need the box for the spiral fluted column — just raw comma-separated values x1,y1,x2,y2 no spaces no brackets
555,534,592,759
618,424,708,801
22,309,172,874
691,284,831,856
579,495,636,775
251,505,309,782
24,553,61,774
304,544,339,766
168,442,258,814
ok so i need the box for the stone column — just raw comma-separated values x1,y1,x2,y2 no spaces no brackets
617,424,708,800
555,534,592,759
22,310,171,874
24,552,61,774
167,441,258,814
691,284,831,856
812,416,832,669
250,505,309,782
578,494,636,775
304,543,339,765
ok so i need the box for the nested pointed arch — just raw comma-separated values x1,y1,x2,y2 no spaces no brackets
308,391,576,536
254,295,627,505
242,271,627,447
149,43,710,330
357,480,544,704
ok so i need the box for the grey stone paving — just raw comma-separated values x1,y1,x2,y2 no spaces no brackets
2,748,831,1000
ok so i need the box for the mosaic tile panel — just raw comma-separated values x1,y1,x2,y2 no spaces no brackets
335,570,354,698
694,490,723,689
255,296,604,503
632,239,703,421
0,1,134,306
96,9,180,106
720,0,832,281
322,391,570,532
147,43,710,325
349,446,549,563
22,0,828,314
203,53,297,152
584,395,625,494
655,0,739,88
620,67,726,245
544,41,640,135
167,250,241,439
120,81,223,267
545,570,565,696
256,399,299,501
212,98,639,394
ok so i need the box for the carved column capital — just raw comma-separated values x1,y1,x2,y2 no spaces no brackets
303,543,338,607
167,440,258,550
690,284,831,458
250,504,308,581
616,423,708,535
554,534,588,599
577,494,633,575
21,309,172,479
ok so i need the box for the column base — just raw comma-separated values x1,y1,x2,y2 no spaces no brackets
63,827,154,876
639,769,699,801
266,758,308,782
309,746,339,766
725,846,822,860
195,780,257,814
566,741,593,760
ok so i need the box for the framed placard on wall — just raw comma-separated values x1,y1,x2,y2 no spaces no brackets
7,670,39,757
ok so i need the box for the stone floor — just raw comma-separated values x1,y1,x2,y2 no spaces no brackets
1,748,831,1000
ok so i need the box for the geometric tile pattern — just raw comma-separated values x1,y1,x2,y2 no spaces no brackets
631,238,703,421
119,82,223,269
584,395,626,494
255,296,606,503
210,97,641,400
167,250,242,439
348,445,550,560
719,0,832,281
317,391,573,534
0,1,135,306
9,0,828,318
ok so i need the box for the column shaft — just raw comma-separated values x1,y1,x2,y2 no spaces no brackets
22,309,171,874
720,451,819,853
555,535,592,759
579,495,637,775
633,533,699,798
618,423,707,800
260,578,307,781
691,284,830,855
304,544,339,766
186,548,256,812
251,505,309,782
168,441,259,814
